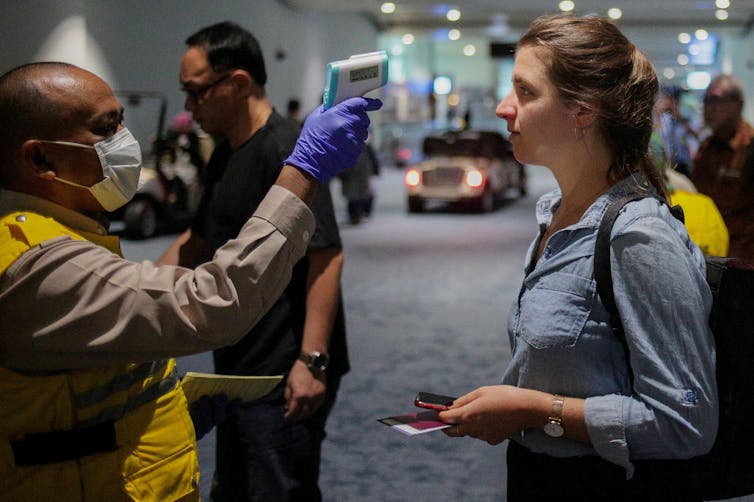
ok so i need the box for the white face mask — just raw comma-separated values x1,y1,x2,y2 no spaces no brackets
44,128,142,211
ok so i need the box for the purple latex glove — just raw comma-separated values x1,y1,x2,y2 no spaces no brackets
285,97,382,184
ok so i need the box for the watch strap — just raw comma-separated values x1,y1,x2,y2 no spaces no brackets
548,394,564,423
298,350,329,372
543,394,565,437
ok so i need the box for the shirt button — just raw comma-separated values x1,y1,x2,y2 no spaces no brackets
15,214,27,222
683,389,698,404
302,230,310,241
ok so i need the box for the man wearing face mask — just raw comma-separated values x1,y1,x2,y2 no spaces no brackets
0,62,380,501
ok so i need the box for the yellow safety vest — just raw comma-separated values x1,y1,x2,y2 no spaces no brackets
668,190,730,257
0,211,200,501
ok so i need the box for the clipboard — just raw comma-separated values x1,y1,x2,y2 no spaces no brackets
180,371,283,403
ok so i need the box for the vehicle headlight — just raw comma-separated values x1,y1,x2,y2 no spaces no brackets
465,169,484,188
405,168,422,187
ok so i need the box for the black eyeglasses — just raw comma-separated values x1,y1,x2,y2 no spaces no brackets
182,73,232,102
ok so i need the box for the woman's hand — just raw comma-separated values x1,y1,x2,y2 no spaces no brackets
438,385,549,445
439,385,590,445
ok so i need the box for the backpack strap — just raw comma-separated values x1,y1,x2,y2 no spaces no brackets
594,194,644,387
594,192,685,388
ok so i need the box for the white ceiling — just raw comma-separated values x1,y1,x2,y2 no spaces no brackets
284,0,754,72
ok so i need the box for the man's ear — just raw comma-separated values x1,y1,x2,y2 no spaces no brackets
21,140,57,180
230,69,265,99
229,69,254,97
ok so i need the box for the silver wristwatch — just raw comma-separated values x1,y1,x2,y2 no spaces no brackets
543,394,565,438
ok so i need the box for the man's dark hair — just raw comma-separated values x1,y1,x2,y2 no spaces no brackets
0,62,75,186
186,21,267,87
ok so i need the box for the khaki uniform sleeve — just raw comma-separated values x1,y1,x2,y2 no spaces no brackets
0,186,315,371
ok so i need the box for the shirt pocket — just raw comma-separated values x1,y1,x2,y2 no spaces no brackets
518,272,595,349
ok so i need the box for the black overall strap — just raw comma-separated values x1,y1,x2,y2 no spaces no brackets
10,420,117,465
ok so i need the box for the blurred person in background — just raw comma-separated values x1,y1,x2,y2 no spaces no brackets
650,93,729,256
692,74,754,260
337,141,380,225
655,86,698,177
287,97,302,125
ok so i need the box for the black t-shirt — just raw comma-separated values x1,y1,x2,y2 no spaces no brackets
192,110,349,398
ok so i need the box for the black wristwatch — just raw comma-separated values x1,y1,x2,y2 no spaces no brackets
299,351,330,373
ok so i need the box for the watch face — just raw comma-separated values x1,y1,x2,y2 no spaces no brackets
544,421,564,438
312,354,328,369
302,351,329,371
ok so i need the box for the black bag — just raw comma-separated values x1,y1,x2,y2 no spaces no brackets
595,193,754,500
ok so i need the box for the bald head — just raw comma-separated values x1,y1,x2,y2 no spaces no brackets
707,74,744,103
0,62,113,186
703,74,745,138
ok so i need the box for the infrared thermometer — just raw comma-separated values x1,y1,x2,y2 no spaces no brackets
322,51,388,109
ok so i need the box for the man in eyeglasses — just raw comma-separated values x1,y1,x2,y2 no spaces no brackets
160,21,349,501
692,74,754,260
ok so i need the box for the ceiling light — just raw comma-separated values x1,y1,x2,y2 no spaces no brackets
402,33,415,45
715,0,730,8
607,8,622,20
663,68,676,79
695,29,709,41
559,1,575,12
447,8,461,22
678,32,691,44
677,54,689,66
433,75,452,95
463,44,477,56
715,9,729,20
689,44,701,56
687,71,712,90
380,2,396,14
448,29,461,41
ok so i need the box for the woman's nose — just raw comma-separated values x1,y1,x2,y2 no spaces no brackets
496,93,515,120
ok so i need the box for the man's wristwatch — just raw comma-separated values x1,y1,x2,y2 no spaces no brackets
543,394,565,438
298,351,330,373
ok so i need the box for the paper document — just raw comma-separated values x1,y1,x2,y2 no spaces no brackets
181,372,283,403
378,410,452,436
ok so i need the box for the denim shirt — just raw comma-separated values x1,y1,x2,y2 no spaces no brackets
503,177,718,477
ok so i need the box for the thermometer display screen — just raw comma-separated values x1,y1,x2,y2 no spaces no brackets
350,64,379,83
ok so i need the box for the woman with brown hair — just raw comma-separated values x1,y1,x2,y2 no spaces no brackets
439,15,717,500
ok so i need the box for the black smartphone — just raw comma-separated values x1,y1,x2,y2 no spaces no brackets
414,392,456,411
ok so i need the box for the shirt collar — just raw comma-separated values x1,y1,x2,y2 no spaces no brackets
0,189,110,236
534,174,654,231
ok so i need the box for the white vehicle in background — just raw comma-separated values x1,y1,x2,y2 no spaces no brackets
404,130,527,213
